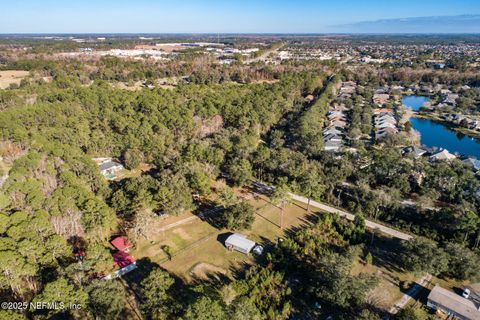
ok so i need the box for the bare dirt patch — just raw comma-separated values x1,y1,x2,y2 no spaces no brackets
0,70,29,89
189,262,229,281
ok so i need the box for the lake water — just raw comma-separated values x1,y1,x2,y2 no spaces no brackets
410,117,480,158
403,95,480,158
402,95,429,111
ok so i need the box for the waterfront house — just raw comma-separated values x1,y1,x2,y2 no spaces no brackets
402,146,427,158
462,158,480,171
430,149,457,161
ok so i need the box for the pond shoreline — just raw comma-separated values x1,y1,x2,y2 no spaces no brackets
409,115,480,158
412,112,480,140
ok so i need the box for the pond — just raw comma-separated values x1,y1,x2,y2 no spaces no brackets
402,95,429,111
410,117,480,158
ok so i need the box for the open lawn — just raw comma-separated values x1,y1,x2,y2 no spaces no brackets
116,163,153,180
0,70,29,89
131,194,321,283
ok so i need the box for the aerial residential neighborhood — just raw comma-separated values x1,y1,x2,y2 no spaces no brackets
0,1,480,320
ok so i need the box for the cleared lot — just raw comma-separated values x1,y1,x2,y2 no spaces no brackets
132,195,319,282
0,70,29,89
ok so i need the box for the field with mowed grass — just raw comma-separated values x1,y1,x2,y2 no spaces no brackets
131,193,322,283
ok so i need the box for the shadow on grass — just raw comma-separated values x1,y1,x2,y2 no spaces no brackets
364,233,405,275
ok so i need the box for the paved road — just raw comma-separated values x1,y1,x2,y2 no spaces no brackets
289,193,413,241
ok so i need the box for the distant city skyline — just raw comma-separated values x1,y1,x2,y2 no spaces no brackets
1,0,480,34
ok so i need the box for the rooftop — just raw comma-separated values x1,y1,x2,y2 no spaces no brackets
428,285,480,320
225,233,256,252
111,236,132,252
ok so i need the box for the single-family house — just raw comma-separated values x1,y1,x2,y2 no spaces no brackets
324,140,343,152
99,160,124,179
323,127,343,136
443,93,459,106
113,251,136,268
402,146,427,158
430,149,457,161
427,285,480,320
373,93,390,105
462,158,480,171
375,122,397,129
324,133,343,142
328,120,347,128
111,236,133,253
375,127,398,139
103,236,137,280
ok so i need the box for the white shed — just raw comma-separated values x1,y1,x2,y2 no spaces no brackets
225,233,256,254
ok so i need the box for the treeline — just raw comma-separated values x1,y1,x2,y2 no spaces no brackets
294,76,337,157
2,54,329,88
0,71,327,318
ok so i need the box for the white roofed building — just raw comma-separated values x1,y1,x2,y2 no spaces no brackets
225,233,256,254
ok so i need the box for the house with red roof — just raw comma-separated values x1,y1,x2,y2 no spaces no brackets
103,236,137,280
111,236,133,252
113,251,136,268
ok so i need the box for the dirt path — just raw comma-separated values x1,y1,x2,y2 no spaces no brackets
388,274,432,314
158,207,222,232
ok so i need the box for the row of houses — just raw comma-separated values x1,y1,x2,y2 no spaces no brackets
443,114,480,131
402,146,480,172
374,108,398,140
324,104,349,152
338,80,357,100
324,82,357,152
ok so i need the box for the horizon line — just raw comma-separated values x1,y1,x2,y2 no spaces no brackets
1,32,480,36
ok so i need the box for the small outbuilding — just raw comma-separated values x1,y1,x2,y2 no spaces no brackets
225,233,256,254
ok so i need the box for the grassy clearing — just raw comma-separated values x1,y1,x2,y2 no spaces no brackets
116,163,153,180
0,70,29,89
131,194,321,283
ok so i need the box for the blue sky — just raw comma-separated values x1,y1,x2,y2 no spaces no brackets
1,0,479,33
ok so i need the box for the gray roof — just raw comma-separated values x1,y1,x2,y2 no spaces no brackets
428,285,480,320
403,146,427,157
99,160,123,171
430,149,456,161
463,158,480,171
324,133,343,142
225,234,256,253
